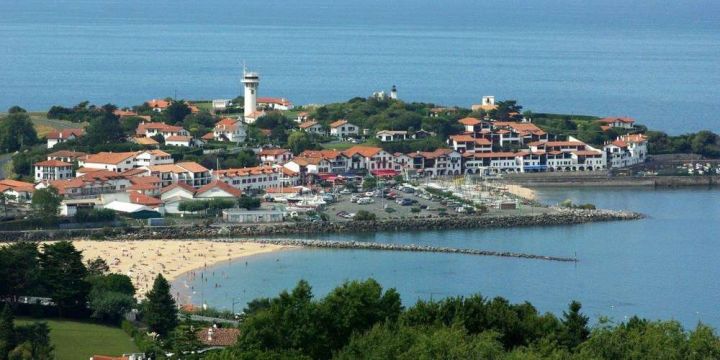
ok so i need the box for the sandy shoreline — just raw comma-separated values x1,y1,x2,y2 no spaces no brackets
503,184,537,200
68,240,290,298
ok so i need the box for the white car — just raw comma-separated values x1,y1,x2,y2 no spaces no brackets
357,197,375,204
364,191,375,197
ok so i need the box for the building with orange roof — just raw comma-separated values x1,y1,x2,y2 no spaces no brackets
146,162,211,188
47,150,86,163
40,170,132,199
46,128,85,148
471,96,498,112
597,116,635,129
165,135,199,147
80,152,138,172
213,117,247,143
146,99,172,112
375,130,408,142
195,180,243,198
405,148,462,176
197,326,240,347
132,136,160,146
329,119,358,138
213,165,280,192
135,122,188,138
342,145,396,173
298,120,326,135
113,109,138,118
604,133,648,168
34,160,73,183
257,97,293,111
259,148,293,165
127,175,163,196
134,150,173,167
448,134,493,154
0,179,35,203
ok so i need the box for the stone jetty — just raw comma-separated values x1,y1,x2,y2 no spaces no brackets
213,238,578,262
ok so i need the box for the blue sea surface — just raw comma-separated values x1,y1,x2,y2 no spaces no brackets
176,187,720,328
1,0,720,133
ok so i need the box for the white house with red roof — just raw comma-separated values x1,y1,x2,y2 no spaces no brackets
213,118,247,143
259,148,293,165
298,121,326,135
134,150,174,167
257,97,293,111
39,170,132,199
47,150,86,163
342,146,396,175
194,180,243,199
375,130,408,142
406,149,462,177
146,162,212,188
329,120,358,138
34,160,73,183
165,135,201,148
146,99,172,112
604,134,648,168
80,152,138,173
448,135,492,154
136,122,189,139
213,166,281,192
47,128,85,148
0,179,35,203
598,117,635,130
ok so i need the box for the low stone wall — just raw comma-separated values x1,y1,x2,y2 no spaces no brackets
0,209,643,242
506,175,720,187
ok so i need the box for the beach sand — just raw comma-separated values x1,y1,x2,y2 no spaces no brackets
68,240,289,298
504,184,537,201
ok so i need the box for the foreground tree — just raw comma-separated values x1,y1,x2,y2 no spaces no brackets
0,304,16,360
144,274,178,337
39,241,89,317
30,187,61,224
84,105,125,147
0,111,37,153
0,243,40,303
559,301,590,350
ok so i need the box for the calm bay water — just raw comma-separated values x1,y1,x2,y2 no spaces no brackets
176,187,720,328
2,0,720,133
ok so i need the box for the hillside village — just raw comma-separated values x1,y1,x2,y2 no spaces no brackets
0,70,654,222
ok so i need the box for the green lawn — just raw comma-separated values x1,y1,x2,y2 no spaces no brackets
320,141,376,150
16,318,139,360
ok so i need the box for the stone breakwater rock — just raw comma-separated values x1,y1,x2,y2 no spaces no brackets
0,209,644,242
210,238,577,262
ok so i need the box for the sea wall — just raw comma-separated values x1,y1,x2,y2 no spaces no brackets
504,173,720,187
0,209,642,242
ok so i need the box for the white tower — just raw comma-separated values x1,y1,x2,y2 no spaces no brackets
390,85,398,100
242,68,260,118
482,96,495,106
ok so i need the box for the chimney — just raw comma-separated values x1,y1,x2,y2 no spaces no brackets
207,327,214,342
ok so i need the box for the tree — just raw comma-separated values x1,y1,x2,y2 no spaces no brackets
0,304,16,360
39,241,89,317
86,257,110,276
30,187,61,223
84,105,124,147
7,106,26,114
151,134,165,145
237,196,261,210
559,301,589,350
0,112,37,153
10,322,53,360
120,116,145,136
88,291,135,324
172,314,203,359
0,193,16,219
354,210,376,221
164,101,192,125
144,274,178,337
287,131,313,155
0,243,40,303
361,176,377,190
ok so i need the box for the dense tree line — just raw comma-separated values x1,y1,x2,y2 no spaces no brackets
646,130,720,158
0,108,38,154
203,279,720,360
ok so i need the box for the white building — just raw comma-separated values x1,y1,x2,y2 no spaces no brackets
406,149,462,176
46,128,84,149
135,122,188,139
214,166,281,193
257,97,293,111
134,150,174,167
80,152,138,173
33,160,74,183
165,135,199,147
212,99,231,112
604,134,648,168
448,135,492,154
0,179,35,203
146,162,212,188
213,117,247,143
242,69,259,119
598,116,635,130
259,148,294,165
342,146,396,174
298,121,326,135
329,120,358,138
375,130,408,142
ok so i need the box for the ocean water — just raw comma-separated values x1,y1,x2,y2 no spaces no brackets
175,187,720,328
1,0,720,133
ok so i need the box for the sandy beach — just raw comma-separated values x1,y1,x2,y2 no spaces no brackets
504,184,537,201
68,240,290,298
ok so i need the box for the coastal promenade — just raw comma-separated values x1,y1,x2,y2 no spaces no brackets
503,172,720,187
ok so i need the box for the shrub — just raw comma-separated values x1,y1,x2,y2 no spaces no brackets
354,210,376,221
410,207,421,213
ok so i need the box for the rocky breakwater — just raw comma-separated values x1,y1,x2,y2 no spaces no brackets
213,238,578,262
0,208,643,242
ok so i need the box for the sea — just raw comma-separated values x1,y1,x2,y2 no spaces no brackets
2,0,720,327
1,0,720,134
177,187,720,328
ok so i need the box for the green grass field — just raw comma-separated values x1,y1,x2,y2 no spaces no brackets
16,318,139,360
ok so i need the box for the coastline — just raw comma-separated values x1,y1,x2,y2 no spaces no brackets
68,240,292,297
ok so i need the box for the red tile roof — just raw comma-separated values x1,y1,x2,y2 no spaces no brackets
195,180,242,197
598,116,635,124
342,145,383,158
298,121,320,129
147,99,171,109
196,327,240,347
214,166,277,178
47,128,84,140
259,148,290,156
257,97,292,106
329,119,348,128
458,117,481,126
129,192,163,207
84,152,137,165
34,160,72,167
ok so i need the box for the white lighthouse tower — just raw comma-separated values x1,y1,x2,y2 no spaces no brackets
390,85,398,100
242,67,260,118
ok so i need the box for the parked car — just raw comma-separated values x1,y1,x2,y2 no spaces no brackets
357,197,375,204
339,189,352,195
398,198,413,206
336,211,354,219
350,195,360,203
